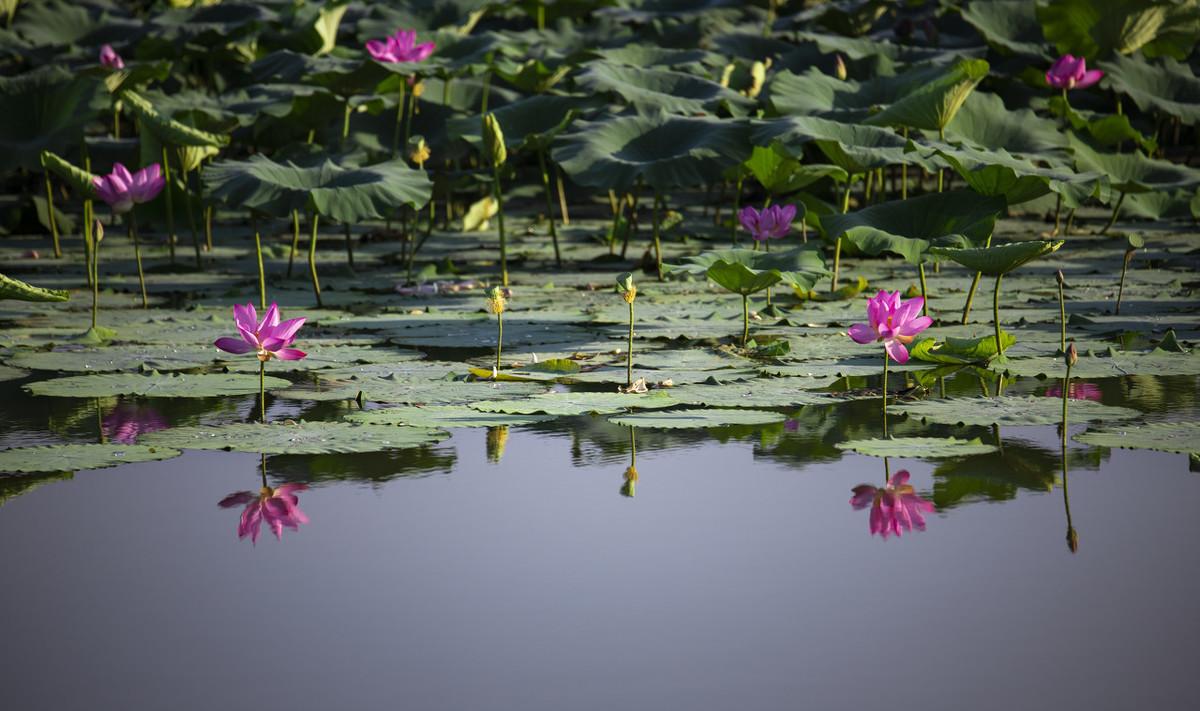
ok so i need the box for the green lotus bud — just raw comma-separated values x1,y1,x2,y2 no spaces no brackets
1055,269,1065,286
834,54,847,81
1065,342,1078,368
482,112,507,167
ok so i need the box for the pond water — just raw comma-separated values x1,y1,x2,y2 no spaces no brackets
2,373,1197,710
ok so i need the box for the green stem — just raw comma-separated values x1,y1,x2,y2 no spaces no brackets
43,172,61,258
308,213,322,307
961,235,991,324
901,129,909,200
741,294,750,347
287,210,300,278
918,263,928,317
882,349,889,437
937,126,945,192
1065,208,1076,236
162,146,176,265
1061,367,1071,449
492,162,508,286
627,301,635,387
537,1,545,30
113,105,120,139
1116,252,1131,315
259,360,266,425
993,272,1005,362
831,237,842,292
1052,193,1063,235
730,175,744,246
342,101,352,147
404,81,418,149
129,210,147,308
254,217,266,310
204,205,214,251
88,200,99,330
1058,278,1067,352
182,159,201,268
537,149,562,268
344,222,355,270
1101,192,1125,234
555,164,570,225
652,191,664,281
495,312,503,375
392,80,406,159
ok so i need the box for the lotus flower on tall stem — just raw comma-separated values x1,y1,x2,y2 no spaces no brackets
616,272,637,387
483,113,509,285
213,303,306,423
93,162,165,308
848,290,931,434
485,286,507,377
740,203,795,308
850,470,935,539
366,29,435,158
99,44,125,139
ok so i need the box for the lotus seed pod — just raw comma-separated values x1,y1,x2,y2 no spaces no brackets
483,113,507,167
485,284,507,314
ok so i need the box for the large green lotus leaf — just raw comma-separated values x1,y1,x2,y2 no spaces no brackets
909,331,1016,365
139,421,448,455
864,59,989,132
744,144,845,195
250,49,388,96
667,247,828,290
608,408,786,429
203,155,432,221
821,190,1004,264
473,391,678,416
993,350,1200,378
219,345,423,373
1100,54,1200,125
344,405,555,428
7,345,218,373
890,396,1138,427
835,436,998,458
40,150,98,199
1037,0,1200,60
575,62,752,115
589,45,716,72
26,372,292,398
1068,133,1200,194
667,382,838,408
706,260,782,296
278,377,547,404
552,111,751,191
765,67,893,120
930,240,1063,276
0,273,69,302
960,0,1048,57
119,90,229,149
930,144,1107,207
0,65,102,172
945,91,1067,154
0,364,28,382
380,320,598,349
10,0,96,46
446,94,601,151
761,359,933,378
1075,421,1200,456
0,444,182,474
752,115,935,175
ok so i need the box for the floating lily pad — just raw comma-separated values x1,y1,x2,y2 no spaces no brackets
0,364,29,382
139,421,448,455
608,408,786,429
25,372,292,398
667,382,838,408
7,345,218,373
761,358,932,378
277,377,547,404
1074,422,1200,456
994,350,1200,378
835,436,999,458
0,443,182,474
220,344,423,372
473,391,677,416
344,405,556,428
889,396,1139,427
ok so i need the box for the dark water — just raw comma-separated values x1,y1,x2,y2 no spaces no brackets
1,377,1198,710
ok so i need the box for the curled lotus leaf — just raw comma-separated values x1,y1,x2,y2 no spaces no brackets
863,59,989,132
0,273,69,302
930,240,1063,276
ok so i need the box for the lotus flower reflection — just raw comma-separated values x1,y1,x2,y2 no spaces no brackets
366,29,435,64
219,484,310,544
847,290,932,364
102,403,168,444
738,204,796,243
850,471,935,539
92,163,165,214
1045,55,1103,91
214,303,307,362
1046,381,1102,401
99,44,124,70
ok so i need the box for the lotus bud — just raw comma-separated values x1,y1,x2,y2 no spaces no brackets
834,54,847,81
93,218,104,244
621,465,638,498
411,79,425,99
719,63,735,88
482,113,506,167
408,136,430,167
1055,269,1065,286
1066,527,1078,553
485,284,507,315
486,425,508,463
616,271,637,303
1065,342,1078,368
746,61,767,99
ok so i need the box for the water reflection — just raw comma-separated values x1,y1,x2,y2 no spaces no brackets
486,426,508,464
1045,382,1102,401
101,402,168,444
621,427,637,498
850,467,936,540
218,455,310,544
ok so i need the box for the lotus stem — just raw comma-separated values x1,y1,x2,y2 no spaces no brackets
901,128,909,200
253,218,266,310
1065,208,1076,235
1058,277,1067,352
992,272,1005,362
555,164,570,225
961,234,991,324
1101,192,1125,234
831,237,842,292
937,126,945,192
536,1,545,30
112,105,120,139
341,102,352,147
288,210,300,278
735,293,750,349
162,146,177,265
652,190,664,281
259,360,266,425
87,202,99,330
537,148,562,268
731,174,744,246
864,170,873,202
918,263,928,317
392,80,406,159
404,81,418,149
495,310,503,375
882,349,889,437
129,210,147,308
204,205,213,251
1061,367,1071,449
181,158,202,268
43,171,61,258
1116,250,1132,315
83,200,94,289
1052,193,1063,235
620,192,636,259
308,213,322,307
344,222,355,270
627,300,635,387
492,162,508,286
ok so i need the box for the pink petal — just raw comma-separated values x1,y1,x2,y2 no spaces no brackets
1076,69,1103,89
257,303,280,333
214,337,255,354
738,206,759,234
219,491,256,507
893,296,924,325
850,485,877,509
847,322,877,344
891,470,911,487
274,348,307,361
234,303,257,333
884,339,909,364
269,316,305,343
896,315,932,337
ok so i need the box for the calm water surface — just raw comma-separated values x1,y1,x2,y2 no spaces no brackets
1,376,1198,710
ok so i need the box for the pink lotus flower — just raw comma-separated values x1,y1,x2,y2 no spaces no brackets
847,290,932,364
1046,55,1103,90
850,470,935,539
92,163,165,214
99,44,124,70
214,303,307,361
219,484,310,544
102,403,168,444
739,204,796,242
365,29,435,64
1045,381,1102,401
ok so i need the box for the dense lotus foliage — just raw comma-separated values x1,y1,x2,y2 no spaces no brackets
0,0,1198,544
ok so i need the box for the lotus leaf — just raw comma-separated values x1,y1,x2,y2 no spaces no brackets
139,421,449,455
0,444,182,474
